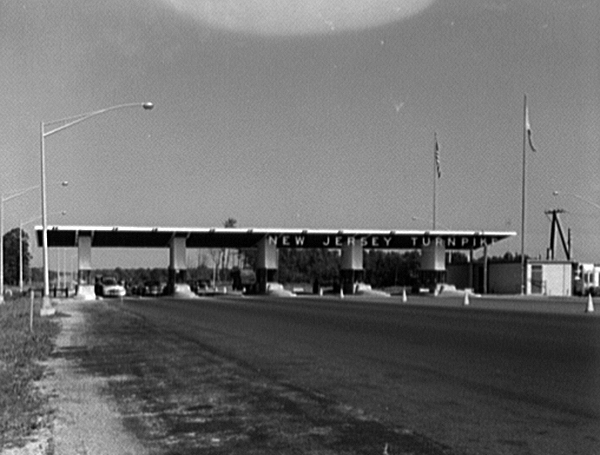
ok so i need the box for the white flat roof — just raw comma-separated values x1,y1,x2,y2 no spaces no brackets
35,225,516,250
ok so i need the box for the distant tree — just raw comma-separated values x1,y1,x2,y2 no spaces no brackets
188,264,212,282
3,228,32,286
238,247,256,269
364,250,420,288
224,218,237,228
449,252,469,263
208,217,238,283
487,252,525,263
278,249,341,284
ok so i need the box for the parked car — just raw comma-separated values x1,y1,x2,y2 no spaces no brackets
143,281,164,297
101,277,126,298
191,280,211,296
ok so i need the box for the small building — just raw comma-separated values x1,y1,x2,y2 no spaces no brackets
447,259,575,296
526,260,572,296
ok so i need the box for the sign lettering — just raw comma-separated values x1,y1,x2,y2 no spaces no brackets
264,234,502,250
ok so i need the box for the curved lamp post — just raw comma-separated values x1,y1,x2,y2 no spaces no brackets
40,102,154,315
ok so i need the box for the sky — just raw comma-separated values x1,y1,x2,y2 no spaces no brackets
1,0,599,269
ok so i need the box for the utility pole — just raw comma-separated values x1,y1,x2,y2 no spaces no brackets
545,209,571,260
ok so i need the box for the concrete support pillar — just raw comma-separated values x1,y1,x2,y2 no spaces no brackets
256,236,278,293
168,235,188,294
75,233,95,300
420,242,447,292
77,234,92,284
469,248,474,291
340,242,363,295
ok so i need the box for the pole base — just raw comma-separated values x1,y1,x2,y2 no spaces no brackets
40,296,56,317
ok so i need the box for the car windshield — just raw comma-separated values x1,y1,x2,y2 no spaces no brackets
103,278,118,285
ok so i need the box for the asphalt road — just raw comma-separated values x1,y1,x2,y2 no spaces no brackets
122,294,600,455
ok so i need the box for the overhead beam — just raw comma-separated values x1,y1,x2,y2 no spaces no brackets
35,225,516,251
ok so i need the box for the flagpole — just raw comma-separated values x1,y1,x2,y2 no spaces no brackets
433,132,439,230
433,135,437,230
520,94,527,295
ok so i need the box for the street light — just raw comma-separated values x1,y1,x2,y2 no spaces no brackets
19,211,66,294
40,102,154,315
552,191,600,212
0,182,67,304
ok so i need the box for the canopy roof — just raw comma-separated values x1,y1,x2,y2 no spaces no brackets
35,225,516,250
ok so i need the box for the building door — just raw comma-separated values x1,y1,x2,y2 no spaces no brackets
531,264,543,294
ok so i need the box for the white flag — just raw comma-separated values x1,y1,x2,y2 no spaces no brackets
525,102,536,152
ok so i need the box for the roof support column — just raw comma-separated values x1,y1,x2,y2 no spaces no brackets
75,233,95,300
168,235,189,295
256,236,278,294
340,242,363,295
420,242,447,293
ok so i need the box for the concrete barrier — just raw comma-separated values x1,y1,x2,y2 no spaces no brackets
74,284,96,301
172,283,199,299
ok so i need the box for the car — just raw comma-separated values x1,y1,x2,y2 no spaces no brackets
143,281,164,297
266,282,296,297
192,280,212,296
101,277,126,298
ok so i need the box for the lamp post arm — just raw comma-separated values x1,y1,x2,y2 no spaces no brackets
22,211,66,228
571,194,600,212
2,185,40,203
2,181,67,204
43,102,153,138
22,216,42,227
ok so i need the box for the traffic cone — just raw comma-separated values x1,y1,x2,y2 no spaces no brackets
402,288,407,303
586,293,595,313
463,292,470,306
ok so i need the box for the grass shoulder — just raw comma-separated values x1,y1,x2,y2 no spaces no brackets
0,297,60,451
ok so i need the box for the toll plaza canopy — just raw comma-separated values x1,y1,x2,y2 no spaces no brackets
35,225,516,250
